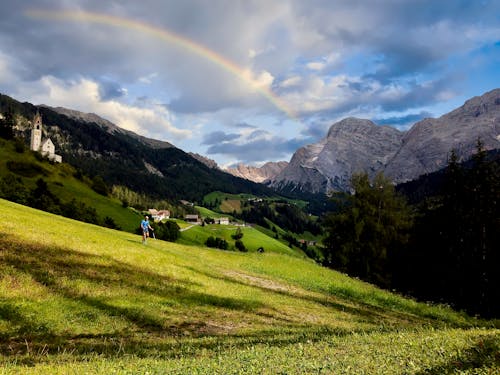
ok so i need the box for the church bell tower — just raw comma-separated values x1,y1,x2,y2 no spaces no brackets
30,110,42,151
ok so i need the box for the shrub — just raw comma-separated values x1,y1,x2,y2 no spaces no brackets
235,239,247,252
205,236,228,250
231,227,243,240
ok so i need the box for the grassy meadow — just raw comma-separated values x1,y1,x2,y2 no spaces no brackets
0,140,142,232
178,220,302,257
1,198,499,374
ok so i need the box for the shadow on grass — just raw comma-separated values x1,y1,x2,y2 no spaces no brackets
0,233,265,356
182,265,426,327
415,336,500,374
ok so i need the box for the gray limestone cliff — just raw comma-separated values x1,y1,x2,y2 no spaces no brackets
269,88,500,193
225,161,289,183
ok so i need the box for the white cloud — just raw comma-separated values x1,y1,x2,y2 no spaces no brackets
280,75,302,88
306,61,326,71
241,69,275,91
137,72,158,85
19,75,191,141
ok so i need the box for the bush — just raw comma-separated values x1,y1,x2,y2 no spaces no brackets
231,227,243,240
235,239,247,252
14,139,26,153
91,175,109,196
205,236,228,250
153,220,180,242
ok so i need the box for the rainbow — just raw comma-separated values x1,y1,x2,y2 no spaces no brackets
26,9,298,121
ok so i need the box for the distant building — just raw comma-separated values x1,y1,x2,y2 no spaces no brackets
184,214,200,224
214,217,229,225
30,111,62,163
148,209,170,221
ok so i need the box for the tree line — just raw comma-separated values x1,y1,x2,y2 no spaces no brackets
322,141,499,318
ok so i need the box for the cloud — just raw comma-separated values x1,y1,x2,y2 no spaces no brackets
201,124,316,164
98,79,127,100
11,74,190,141
373,111,434,130
1,1,500,166
205,135,307,164
202,131,240,145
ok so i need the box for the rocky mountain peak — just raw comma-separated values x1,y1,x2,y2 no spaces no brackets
269,118,403,193
269,88,500,193
225,161,289,183
47,106,174,149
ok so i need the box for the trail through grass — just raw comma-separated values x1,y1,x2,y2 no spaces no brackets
0,198,499,374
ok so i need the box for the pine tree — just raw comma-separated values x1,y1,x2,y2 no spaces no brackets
0,106,15,140
323,172,413,288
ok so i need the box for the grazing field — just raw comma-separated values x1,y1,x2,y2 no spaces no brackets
0,198,499,374
177,221,302,256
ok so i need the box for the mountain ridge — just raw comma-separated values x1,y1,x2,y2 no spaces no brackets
269,88,500,193
0,93,276,202
224,161,289,183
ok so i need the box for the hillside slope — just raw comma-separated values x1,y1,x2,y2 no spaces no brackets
0,138,141,232
0,93,276,202
1,198,499,373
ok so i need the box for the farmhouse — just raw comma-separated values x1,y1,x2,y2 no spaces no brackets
184,214,200,224
214,217,229,225
148,209,170,221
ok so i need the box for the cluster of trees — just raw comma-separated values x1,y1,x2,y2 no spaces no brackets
150,220,180,242
0,106,15,140
205,236,229,250
396,145,499,317
322,142,499,317
237,200,321,235
204,228,247,252
0,175,119,229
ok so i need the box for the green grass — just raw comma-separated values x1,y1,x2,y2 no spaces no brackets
177,222,302,256
0,140,142,232
195,205,234,219
1,198,499,374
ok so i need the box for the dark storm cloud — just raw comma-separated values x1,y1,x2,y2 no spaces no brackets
201,131,240,145
205,136,307,164
300,121,330,140
1,0,499,166
98,79,127,100
373,111,433,127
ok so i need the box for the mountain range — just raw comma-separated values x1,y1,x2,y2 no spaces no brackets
265,88,500,193
0,93,275,203
1,88,499,199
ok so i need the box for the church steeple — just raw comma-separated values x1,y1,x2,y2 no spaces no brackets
30,110,42,151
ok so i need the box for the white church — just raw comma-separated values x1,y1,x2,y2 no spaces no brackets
30,111,62,163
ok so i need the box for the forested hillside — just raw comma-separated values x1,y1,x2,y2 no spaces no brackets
0,94,276,203
322,142,500,318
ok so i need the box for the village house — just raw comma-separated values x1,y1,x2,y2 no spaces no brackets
148,209,170,221
214,217,229,225
30,111,62,163
184,214,200,224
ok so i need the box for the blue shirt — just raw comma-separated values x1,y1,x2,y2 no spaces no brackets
141,219,150,230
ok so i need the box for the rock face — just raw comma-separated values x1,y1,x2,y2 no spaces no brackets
384,89,500,182
268,118,403,193
225,161,289,183
188,153,220,169
269,88,500,193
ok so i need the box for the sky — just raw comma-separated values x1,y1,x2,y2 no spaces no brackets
0,1,499,167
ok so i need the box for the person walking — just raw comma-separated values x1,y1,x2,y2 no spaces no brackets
141,215,154,244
